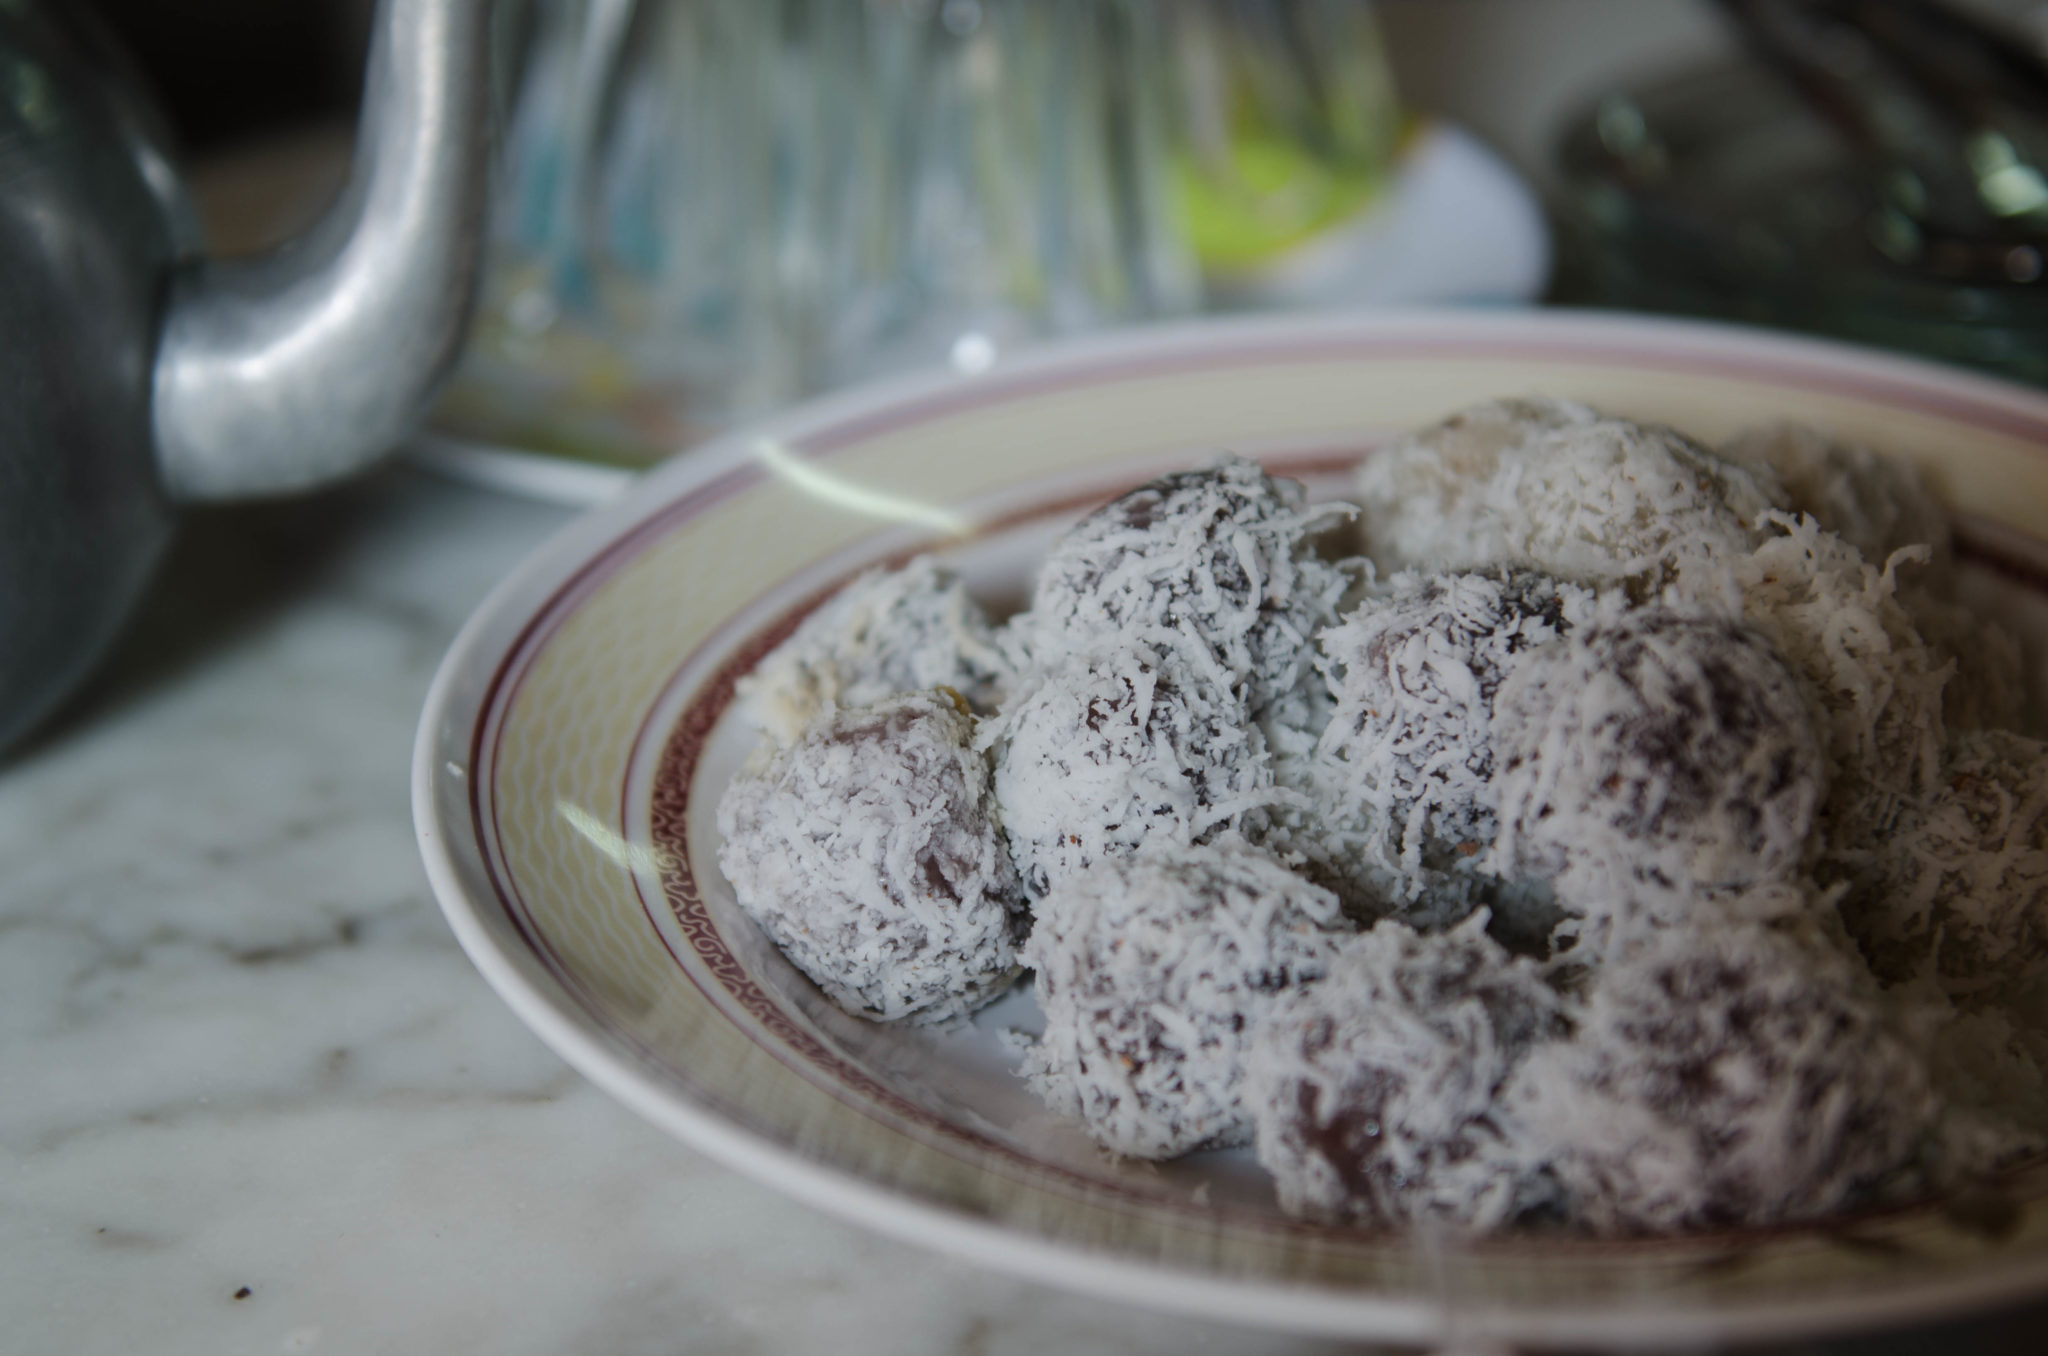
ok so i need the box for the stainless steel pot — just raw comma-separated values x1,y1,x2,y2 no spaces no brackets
0,0,492,752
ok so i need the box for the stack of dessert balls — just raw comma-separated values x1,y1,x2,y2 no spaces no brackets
717,399,2048,1235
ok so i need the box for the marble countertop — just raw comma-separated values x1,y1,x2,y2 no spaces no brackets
6,465,2043,1356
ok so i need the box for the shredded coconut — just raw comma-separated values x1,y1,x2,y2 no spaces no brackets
1723,425,2032,734
1236,679,1347,890
1721,422,1950,570
716,692,1025,1023
1836,728,2048,1000
1733,512,1951,850
1315,569,1602,919
1901,582,2029,733
1027,455,1353,717
1491,613,1827,921
1355,398,1782,606
738,556,1010,744
1022,839,1352,1159
1914,994,2048,1177
1247,913,1566,1229
984,643,1285,899
1504,920,1940,1233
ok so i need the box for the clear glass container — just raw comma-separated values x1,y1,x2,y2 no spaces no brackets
434,0,1403,471
437,0,1202,468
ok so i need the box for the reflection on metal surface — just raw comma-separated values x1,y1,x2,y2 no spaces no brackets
752,437,972,538
152,0,493,501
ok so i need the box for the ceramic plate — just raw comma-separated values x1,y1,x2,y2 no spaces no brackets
414,311,2048,1347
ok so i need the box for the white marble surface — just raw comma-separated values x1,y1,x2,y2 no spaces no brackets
4,466,2042,1356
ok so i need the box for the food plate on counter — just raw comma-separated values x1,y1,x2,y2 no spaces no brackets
413,311,2048,1346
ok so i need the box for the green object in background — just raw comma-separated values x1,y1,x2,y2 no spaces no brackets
1171,133,1385,272
1162,0,1400,279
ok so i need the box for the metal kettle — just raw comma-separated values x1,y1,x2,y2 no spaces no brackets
0,0,491,753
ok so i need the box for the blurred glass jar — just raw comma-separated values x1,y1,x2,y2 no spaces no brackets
433,0,1398,470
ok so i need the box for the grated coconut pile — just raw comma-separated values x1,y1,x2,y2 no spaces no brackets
1022,839,1351,1159
736,555,1010,745
715,405,2048,1236
717,692,1026,1023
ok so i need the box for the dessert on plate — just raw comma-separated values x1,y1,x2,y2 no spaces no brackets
716,397,2048,1236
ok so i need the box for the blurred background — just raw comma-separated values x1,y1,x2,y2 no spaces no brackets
94,0,2048,489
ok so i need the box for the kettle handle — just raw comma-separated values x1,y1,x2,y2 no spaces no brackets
152,0,493,502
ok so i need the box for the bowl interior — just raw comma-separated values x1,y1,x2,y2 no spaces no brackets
419,315,2048,1344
